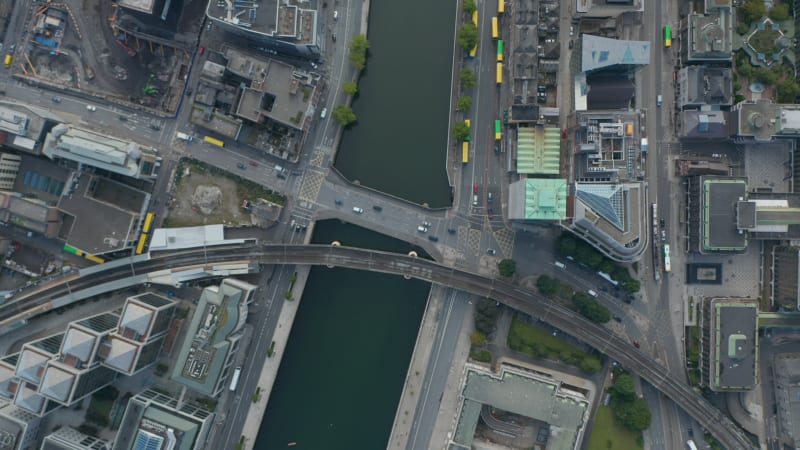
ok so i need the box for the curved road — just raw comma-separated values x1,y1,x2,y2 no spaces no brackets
1,244,752,449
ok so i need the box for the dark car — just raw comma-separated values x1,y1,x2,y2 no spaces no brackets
372,205,383,212
248,161,259,167
428,236,439,242
52,96,61,103
613,315,622,323
236,163,246,169
633,340,640,348
447,228,456,234
660,218,666,228
568,40,573,49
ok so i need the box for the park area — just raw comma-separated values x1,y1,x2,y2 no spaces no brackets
507,316,601,373
165,159,285,228
587,405,643,450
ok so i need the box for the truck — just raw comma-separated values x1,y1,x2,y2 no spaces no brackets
204,136,225,147
641,137,648,153
176,132,193,142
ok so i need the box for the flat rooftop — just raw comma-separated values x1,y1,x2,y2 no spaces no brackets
712,299,758,390
56,175,147,256
703,178,748,251
118,0,155,14
206,0,317,45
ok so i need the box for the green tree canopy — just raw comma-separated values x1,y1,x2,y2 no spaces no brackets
342,81,358,95
454,120,471,140
611,373,637,402
769,3,790,21
460,68,477,89
458,23,480,51
470,330,487,346
741,0,766,24
332,105,357,126
753,66,780,85
778,79,799,103
458,95,473,112
474,298,500,335
536,275,559,296
463,0,477,15
615,397,652,431
348,34,370,70
572,293,611,323
498,259,516,277
579,357,601,374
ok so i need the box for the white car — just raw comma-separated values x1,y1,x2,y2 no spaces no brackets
352,206,364,214
86,105,97,112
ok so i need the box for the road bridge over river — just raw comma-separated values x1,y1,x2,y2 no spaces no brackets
1,244,753,449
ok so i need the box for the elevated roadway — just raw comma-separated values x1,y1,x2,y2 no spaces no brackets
1,244,753,449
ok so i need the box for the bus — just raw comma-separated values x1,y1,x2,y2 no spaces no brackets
597,271,619,286
472,11,478,27
496,63,503,85
686,441,698,450
229,366,242,391
142,212,155,234
498,0,505,14
135,234,148,255
497,39,504,62
63,244,106,264
462,142,469,163
664,243,672,273
494,120,502,141
464,119,471,141
491,17,499,39
664,25,672,48
204,136,225,147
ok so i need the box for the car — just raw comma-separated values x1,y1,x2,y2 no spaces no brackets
187,88,193,96
568,39,573,49
320,108,327,119
198,46,205,55
417,226,428,233
118,116,127,121
150,123,161,130
9,44,15,53
52,96,61,103
473,183,479,194
562,128,568,139
86,105,96,112
447,228,456,234
659,218,665,228
236,163,246,169
333,10,338,20
569,26,574,36
487,208,494,219
372,205,383,212
487,192,493,203
248,161,259,167
633,340,640,348
422,221,431,227
428,236,439,242
331,33,337,42
334,199,343,206
486,249,497,255
613,315,622,323
352,206,364,214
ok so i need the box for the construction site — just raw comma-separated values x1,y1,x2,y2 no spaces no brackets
13,0,206,114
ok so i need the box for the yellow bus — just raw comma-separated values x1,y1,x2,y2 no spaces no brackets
142,212,155,234
491,17,499,39
204,136,225,147
135,234,148,255
4,54,12,68
496,63,503,84
462,142,469,163
498,0,505,14
472,11,478,27
464,119,471,142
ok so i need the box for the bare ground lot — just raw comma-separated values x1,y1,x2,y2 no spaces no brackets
165,160,285,228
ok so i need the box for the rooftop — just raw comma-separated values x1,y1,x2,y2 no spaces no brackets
118,0,155,14
677,66,733,107
508,178,568,220
580,35,650,72
710,299,758,390
687,8,733,61
680,110,732,140
735,100,800,141
702,177,748,251
586,76,635,110
516,126,561,175
206,0,317,45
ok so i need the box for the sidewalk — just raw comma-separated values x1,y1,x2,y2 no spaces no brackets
238,265,311,450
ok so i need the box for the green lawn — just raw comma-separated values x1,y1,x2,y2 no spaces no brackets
587,405,643,450
507,317,601,371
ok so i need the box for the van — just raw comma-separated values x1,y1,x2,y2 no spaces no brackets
588,290,598,298
657,95,663,107
555,261,566,270
320,107,327,119
473,195,479,206
176,132,193,142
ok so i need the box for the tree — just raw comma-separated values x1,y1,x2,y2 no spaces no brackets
769,3,790,21
753,66,779,85
348,34,370,70
458,23,479,51
332,105,357,126
536,275,559,296
778,79,799,103
470,330,487,345
342,81,358,96
458,95,473,112
615,397,652,431
463,0,477,15
454,120,471,140
558,235,577,256
611,373,637,402
741,0,766,24
474,298,500,334
622,278,641,293
572,293,611,323
460,68,477,89
498,259,516,277
579,357,601,374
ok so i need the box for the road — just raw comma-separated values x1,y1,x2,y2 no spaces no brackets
0,243,753,449
406,289,470,450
